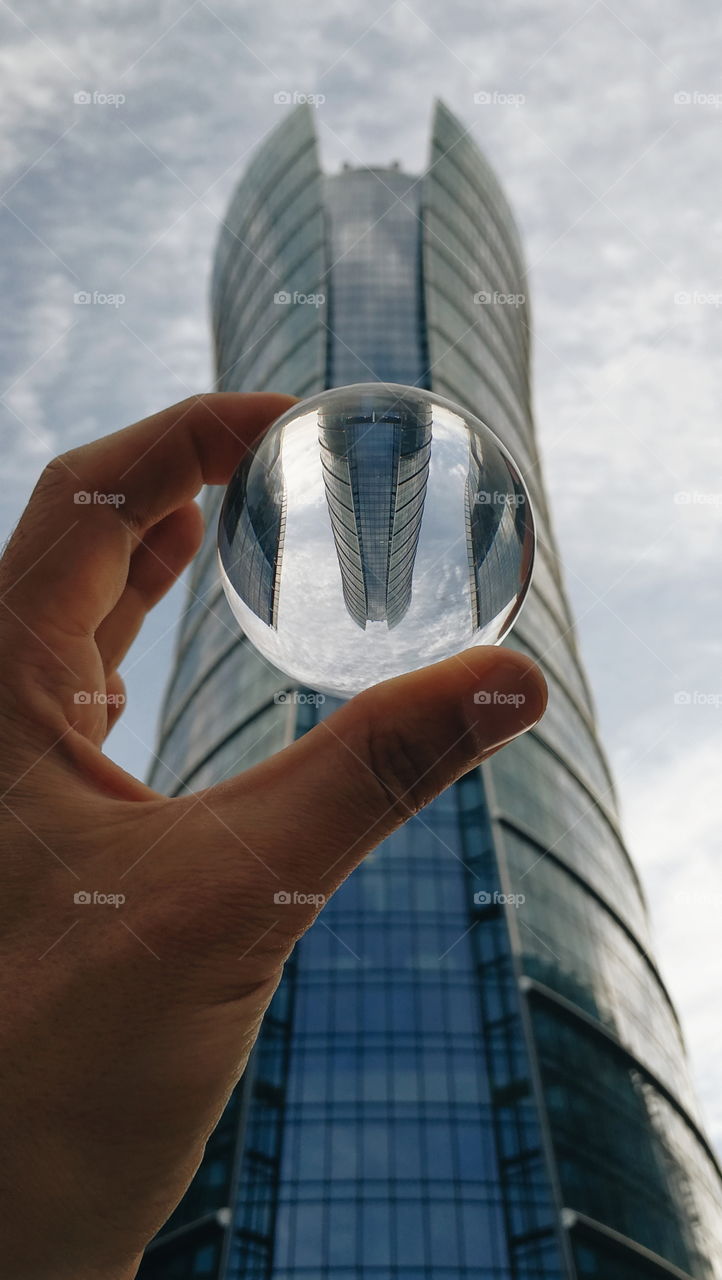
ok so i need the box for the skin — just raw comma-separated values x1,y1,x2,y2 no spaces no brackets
0,392,547,1279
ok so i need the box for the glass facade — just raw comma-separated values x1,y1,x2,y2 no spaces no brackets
138,101,722,1279
218,422,287,629
317,395,432,629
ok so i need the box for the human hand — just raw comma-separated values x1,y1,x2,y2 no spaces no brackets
0,393,547,1279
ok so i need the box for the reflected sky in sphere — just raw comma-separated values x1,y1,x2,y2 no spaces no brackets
218,383,535,698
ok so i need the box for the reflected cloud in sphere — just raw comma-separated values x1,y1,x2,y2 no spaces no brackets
218,383,535,698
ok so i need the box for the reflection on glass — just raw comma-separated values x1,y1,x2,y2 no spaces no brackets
318,393,432,629
218,421,287,628
218,382,535,698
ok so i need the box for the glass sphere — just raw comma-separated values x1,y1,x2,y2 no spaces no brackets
218,382,535,699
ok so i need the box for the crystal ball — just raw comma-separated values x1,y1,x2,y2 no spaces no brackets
218,382,535,699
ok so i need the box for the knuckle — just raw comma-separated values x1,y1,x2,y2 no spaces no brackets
0,455,76,590
38,452,79,493
136,860,293,981
352,689,446,821
180,391,212,418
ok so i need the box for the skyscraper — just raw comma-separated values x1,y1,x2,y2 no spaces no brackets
218,421,287,629
138,101,722,1279
317,395,432,631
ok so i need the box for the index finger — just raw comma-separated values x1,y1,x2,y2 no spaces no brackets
0,392,297,643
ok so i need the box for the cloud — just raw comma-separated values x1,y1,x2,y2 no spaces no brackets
0,0,720,1162
624,730,722,1151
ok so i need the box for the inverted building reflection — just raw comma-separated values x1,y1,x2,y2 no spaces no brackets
318,395,433,629
221,399,538,638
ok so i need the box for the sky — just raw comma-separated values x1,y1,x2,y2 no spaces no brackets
223,406,526,697
1,0,721,1151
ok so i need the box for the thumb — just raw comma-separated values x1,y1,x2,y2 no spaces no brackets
194,646,546,958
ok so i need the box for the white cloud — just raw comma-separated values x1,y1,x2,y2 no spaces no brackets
0,0,720,1168
624,730,722,1151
